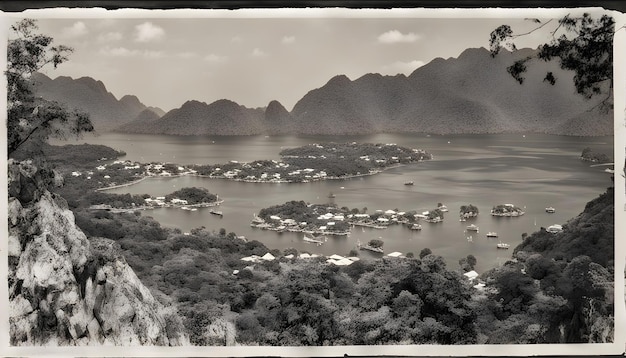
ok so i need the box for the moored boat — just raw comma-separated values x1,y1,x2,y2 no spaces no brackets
496,242,510,249
466,224,479,231
210,209,223,216
410,223,422,230
486,232,498,238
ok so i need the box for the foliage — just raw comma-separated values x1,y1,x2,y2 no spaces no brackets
7,19,93,156
489,13,614,109
581,147,612,163
165,187,218,205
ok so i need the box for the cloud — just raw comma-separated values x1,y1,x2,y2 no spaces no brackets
377,30,420,44
204,54,228,63
100,46,139,57
97,31,123,42
134,22,165,42
62,21,88,37
251,48,268,57
381,60,425,75
100,47,166,59
281,35,295,44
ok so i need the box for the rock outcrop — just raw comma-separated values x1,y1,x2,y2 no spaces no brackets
8,160,187,346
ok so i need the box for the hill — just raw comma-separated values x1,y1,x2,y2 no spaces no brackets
119,99,265,135
32,73,164,131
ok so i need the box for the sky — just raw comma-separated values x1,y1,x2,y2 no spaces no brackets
5,7,615,112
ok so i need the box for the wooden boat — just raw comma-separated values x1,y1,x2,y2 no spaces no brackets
210,209,223,216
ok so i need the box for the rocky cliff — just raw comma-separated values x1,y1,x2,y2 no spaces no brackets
7,160,187,346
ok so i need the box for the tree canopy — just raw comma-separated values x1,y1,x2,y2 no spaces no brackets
489,13,614,110
7,18,93,156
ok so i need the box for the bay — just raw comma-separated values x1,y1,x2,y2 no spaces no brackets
61,132,614,273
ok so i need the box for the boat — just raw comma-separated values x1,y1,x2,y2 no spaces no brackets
466,224,479,231
496,242,510,249
303,233,325,245
252,214,265,224
545,207,556,213
410,224,422,230
486,232,498,238
359,245,384,254
328,192,336,198
404,181,414,186
210,209,223,216
438,205,449,212
459,217,467,222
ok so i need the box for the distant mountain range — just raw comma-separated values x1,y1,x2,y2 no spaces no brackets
32,72,164,131
34,47,613,136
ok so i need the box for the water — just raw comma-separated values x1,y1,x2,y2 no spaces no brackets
61,132,613,272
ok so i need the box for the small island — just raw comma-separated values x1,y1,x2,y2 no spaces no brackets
252,201,424,235
425,208,445,223
490,204,525,217
190,142,431,183
580,147,611,163
459,204,479,219
89,186,222,212
359,239,384,254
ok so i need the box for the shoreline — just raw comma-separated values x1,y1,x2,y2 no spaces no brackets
95,162,415,191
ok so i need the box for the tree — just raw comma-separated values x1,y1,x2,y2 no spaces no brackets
489,13,614,110
7,18,93,156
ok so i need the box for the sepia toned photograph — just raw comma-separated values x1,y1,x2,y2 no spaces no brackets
2,4,623,357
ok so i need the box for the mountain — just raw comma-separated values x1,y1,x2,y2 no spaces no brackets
291,47,611,136
8,160,187,345
119,99,265,135
57,46,612,136
263,100,293,134
31,73,164,131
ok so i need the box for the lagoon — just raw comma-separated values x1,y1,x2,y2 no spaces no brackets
62,132,614,272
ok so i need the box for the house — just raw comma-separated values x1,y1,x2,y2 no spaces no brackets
547,224,563,234
463,270,479,281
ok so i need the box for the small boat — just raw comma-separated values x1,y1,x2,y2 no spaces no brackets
466,224,479,231
210,209,223,216
252,214,265,224
404,181,414,186
486,232,498,238
328,192,336,198
410,224,422,230
438,205,449,212
303,233,325,244
496,242,510,249
181,206,191,211
545,207,556,213
459,217,467,222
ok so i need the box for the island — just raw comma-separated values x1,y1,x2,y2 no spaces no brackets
580,147,611,163
490,204,525,217
251,201,425,236
89,186,222,212
190,142,431,183
459,204,479,220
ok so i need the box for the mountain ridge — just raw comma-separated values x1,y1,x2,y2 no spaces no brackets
36,46,612,136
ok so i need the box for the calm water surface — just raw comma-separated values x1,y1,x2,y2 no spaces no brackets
64,132,613,272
